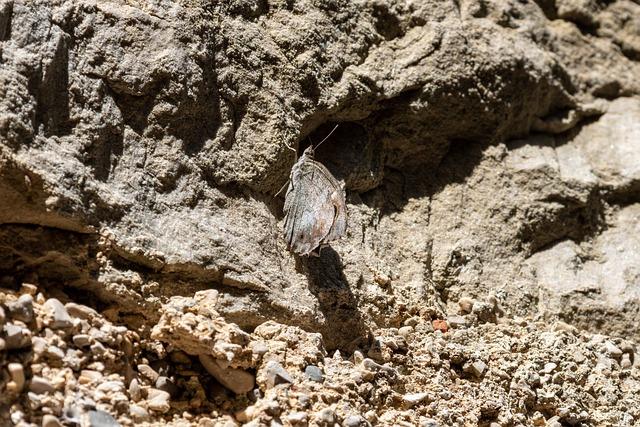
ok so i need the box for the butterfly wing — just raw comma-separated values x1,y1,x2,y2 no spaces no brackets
283,157,347,255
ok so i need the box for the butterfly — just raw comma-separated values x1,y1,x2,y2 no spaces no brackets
283,145,347,256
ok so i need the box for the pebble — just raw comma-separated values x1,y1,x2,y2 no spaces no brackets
0,305,5,326
44,298,73,329
314,408,336,425
138,364,160,383
79,370,104,385
352,350,364,364
286,412,308,424
542,362,557,374
4,322,31,349
432,319,448,333
65,303,98,320
8,363,25,392
403,392,430,407
621,353,632,369
398,326,413,338
129,404,149,421
199,355,255,394
604,341,623,358
343,414,365,427
0,338,4,351
447,315,467,329
72,334,92,347
7,294,34,322
30,376,55,394
264,360,293,388
46,345,65,360
458,297,475,314
129,378,142,401
463,360,487,378
304,365,323,383
88,410,120,427
42,414,63,427
147,388,171,413
156,376,180,397
361,358,397,375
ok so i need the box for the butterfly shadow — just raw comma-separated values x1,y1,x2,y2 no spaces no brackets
298,246,370,352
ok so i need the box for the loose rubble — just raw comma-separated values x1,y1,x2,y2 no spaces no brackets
1,285,639,426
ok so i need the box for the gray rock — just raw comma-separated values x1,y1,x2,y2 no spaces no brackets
128,378,142,402
463,360,487,378
199,354,255,394
29,376,55,394
4,322,31,349
43,298,73,329
6,294,34,323
129,404,149,422
146,388,171,413
65,303,98,320
88,410,120,427
264,361,293,388
314,408,336,425
72,334,92,347
304,365,323,383
343,415,365,427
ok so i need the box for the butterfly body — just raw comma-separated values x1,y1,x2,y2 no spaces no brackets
283,146,347,256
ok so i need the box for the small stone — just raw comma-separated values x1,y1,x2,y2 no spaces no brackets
32,336,47,355
8,363,25,392
403,392,430,407
458,297,475,314
463,360,487,378
604,341,623,358
129,378,142,401
129,404,149,421
250,341,269,356
156,376,180,397
421,418,439,427
0,338,4,351
542,362,557,374
4,323,31,349
286,412,307,424
199,355,255,394
46,345,65,360
398,326,413,337
343,415,365,427
314,408,335,425
30,376,55,394
42,414,63,427
79,370,104,385
432,319,448,333
304,365,323,383
352,350,364,364
90,341,106,354
73,334,92,347
0,305,5,327
43,298,73,329
7,294,34,323
147,388,171,413
137,364,160,383
65,303,98,320
447,315,467,329
264,360,293,388
621,353,632,369
88,410,120,427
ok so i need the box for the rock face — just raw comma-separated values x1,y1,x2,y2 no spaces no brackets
1,0,640,425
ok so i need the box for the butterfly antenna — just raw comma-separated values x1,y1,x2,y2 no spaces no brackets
313,124,339,150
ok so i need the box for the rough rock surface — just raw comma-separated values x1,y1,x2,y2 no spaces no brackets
1,0,640,425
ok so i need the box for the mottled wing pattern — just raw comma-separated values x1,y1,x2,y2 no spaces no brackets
283,152,347,256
